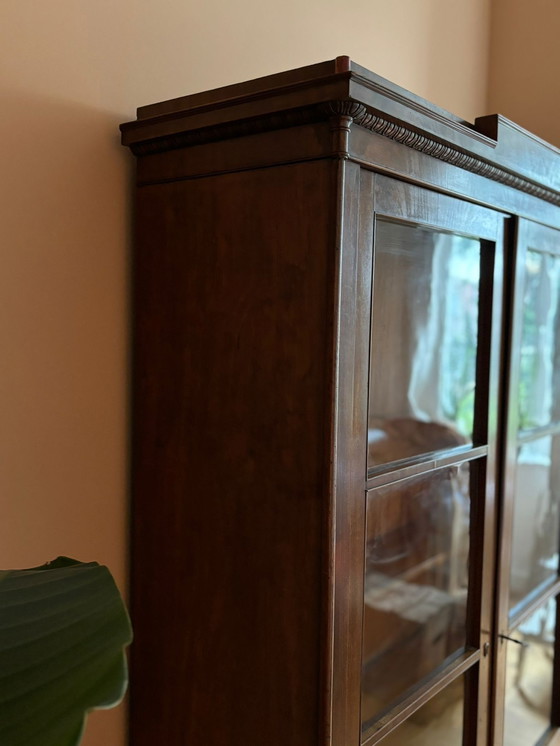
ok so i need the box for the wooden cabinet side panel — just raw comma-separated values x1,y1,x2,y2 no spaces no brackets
130,161,336,746
329,163,374,745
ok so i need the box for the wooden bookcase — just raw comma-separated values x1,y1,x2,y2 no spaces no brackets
121,57,560,746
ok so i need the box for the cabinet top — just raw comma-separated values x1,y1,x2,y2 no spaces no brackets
121,56,560,201
132,56,467,124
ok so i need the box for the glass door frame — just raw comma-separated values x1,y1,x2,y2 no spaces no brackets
493,218,560,746
360,174,506,746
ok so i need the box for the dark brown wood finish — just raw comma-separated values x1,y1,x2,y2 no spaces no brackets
327,161,373,745
131,161,337,745
475,229,506,746
136,122,334,186
122,54,473,158
122,56,560,197
122,58,560,746
361,178,505,745
490,215,520,746
493,219,560,745
350,127,560,229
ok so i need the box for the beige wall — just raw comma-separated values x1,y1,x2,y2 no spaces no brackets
0,2,491,744
487,0,560,147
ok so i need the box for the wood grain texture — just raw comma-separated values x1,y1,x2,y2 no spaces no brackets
121,58,560,199
492,218,560,745
327,162,373,745
123,60,560,746
350,126,560,231
130,161,336,746
136,122,333,186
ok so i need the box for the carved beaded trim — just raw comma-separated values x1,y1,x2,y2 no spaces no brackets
129,99,560,206
347,104,560,206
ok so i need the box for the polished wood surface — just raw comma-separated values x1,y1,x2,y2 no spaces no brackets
121,56,560,196
131,161,336,745
328,161,373,745
493,219,560,745
122,59,560,746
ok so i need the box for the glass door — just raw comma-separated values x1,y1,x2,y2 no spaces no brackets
494,220,560,746
361,176,506,745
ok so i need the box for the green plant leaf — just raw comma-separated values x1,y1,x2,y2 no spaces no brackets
0,557,132,746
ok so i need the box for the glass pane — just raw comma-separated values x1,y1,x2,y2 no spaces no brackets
504,598,556,745
368,220,481,467
361,463,471,726
509,436,560,614
518,250,560,432
376,676,465,746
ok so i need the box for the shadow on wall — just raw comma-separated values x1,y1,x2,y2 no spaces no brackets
0,89,133,746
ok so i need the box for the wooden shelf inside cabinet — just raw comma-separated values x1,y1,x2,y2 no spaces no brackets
121,57,560,746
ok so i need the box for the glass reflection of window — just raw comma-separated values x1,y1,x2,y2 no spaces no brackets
504,598,556,746
518,251,560,431
361,464,471,727
510,436,560,614
409,235,480,438
369,221,481,467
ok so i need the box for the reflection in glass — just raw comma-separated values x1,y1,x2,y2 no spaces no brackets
518,251,560,432
509,436,560,614
504,598,555,746
377,676,464,746
368,220,481,467
361,464,471,727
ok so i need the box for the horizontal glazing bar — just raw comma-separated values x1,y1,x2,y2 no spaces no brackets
361,648,480,746
366,445,488,490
